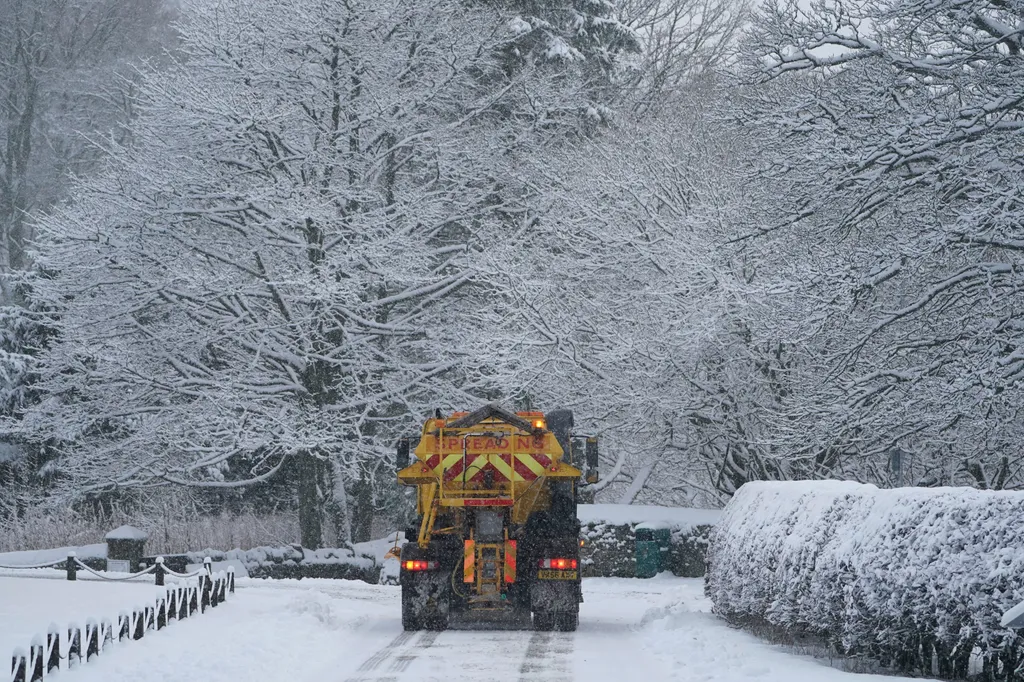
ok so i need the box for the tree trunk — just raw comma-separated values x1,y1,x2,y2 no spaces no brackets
329,457,352,546
296,451,323,549
352,471,373,543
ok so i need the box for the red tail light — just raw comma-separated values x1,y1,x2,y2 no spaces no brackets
538,558,577,570
403,560,439,571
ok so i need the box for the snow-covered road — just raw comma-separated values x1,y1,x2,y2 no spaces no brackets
4,574,922,682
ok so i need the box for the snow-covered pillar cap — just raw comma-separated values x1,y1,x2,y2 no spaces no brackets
104,525,149,541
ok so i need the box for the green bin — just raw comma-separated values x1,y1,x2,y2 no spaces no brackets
653,527,671,570
635,527,660,578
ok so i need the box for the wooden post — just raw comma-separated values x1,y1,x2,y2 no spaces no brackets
156,598,166,630
203,557,212,575
144,605,155,631
66,552,77,581
210,577,220,607
155,556,165,586
167,589,177,622
228,566,235,594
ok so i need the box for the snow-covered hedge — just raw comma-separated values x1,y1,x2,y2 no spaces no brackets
184,546,379,583
579,505,720,578
706,481,1024,679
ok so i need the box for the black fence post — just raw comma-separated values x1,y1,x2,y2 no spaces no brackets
45,627,59,674
199,575,210,612
210,577,220,608
118,612,130,641
219,574,227,602
102,619,114,652
28,642,42,682
204,557,212,576
144,605,155,632
228,567,235,594
155,556,165,586
66,552,77,581
156,598,166,630
85,619,99,661
188,585,198,616
67,626,81,668
11,650,27,682
132,608,144,640
167,588,177,622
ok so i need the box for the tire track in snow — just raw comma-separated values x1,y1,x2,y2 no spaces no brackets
518,631,574,682
344,630,438,682
386,631,437,673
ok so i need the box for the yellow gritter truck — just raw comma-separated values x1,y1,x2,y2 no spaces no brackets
395,404,599,631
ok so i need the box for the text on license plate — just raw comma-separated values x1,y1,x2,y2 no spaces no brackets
537,569,577,580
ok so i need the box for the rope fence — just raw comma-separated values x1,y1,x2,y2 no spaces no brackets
7,559,236,682
0,559,67,571
0,553,215,585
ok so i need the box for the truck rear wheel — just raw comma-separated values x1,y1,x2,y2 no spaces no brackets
555,607,579,632
402,578,450,631
424,610,449,631
533,611,554,631
401,584,420,631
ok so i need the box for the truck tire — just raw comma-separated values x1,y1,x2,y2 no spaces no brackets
533,611,554,631
555,607,579,632
401,584,420,631
424,610,449,631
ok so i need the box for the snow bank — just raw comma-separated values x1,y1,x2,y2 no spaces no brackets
579,504,721,530
353,532,403,585
182,545,378,582
352,532,403,566
0,543,106,568
707,481,1024,678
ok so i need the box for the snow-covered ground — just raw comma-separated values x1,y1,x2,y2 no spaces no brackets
0,543,107,567
0,571,927,682
0,576,166,661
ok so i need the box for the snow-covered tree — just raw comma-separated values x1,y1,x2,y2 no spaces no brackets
0,272,55,519
19,0,577,546
615,0,751,114
459,87,762,506
0,0,174,280
0,0,176,522
729,0,1024,489
481,0,640,77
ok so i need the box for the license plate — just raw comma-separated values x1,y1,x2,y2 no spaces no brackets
537,569,577,580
